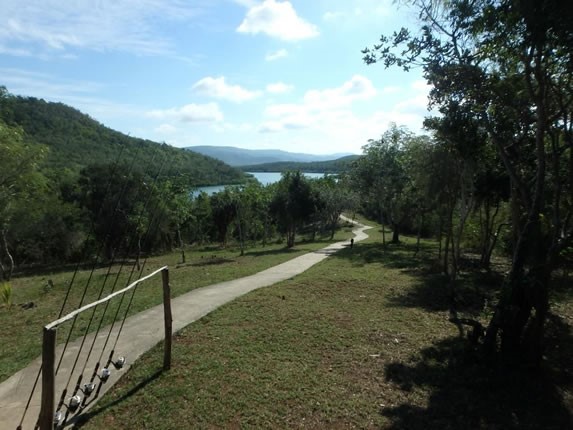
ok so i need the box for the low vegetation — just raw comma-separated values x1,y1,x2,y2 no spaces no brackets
0,226,354,383
77,226,573,429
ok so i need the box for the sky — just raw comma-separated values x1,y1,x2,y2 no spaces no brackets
0,0,431,155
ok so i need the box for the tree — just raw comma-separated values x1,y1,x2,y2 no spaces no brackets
76,163,159,261
270,171,319,248
0,120,47,279
210,188,237,246
314,176,357,239
352,124,417,244
363,0,573,364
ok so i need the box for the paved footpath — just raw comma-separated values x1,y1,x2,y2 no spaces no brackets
0,217,371,429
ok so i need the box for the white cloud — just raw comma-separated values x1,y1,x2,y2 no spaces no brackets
155,124,178,134
0,0,206,57
232,0,257,7
147,103,223,123
192,76,262,103
0,67,143,122
265,48,288,61
254,75,433,154
212,122,254,133
266,82,293,94
323,11,343,22
260,75,377,133
237,0,319,41
411,79,432,91
303,75,377,108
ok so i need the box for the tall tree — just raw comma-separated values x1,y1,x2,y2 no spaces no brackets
270,171,319,248
0,120,46,279
363,0,573,363
352,124,417,244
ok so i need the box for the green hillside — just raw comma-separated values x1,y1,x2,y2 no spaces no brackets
0,92,245,186
240,155,360,174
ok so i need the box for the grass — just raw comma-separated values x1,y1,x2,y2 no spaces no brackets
0,226,354,383
76,226,573,429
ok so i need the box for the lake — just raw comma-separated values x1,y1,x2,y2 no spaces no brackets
195,172,327,196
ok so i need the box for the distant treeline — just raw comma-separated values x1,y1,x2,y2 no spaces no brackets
240,155,360,174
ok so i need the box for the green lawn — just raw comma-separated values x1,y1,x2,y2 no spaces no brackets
76,229,573,429
0,226,354,383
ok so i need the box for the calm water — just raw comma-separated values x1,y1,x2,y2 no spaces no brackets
194,172,326,196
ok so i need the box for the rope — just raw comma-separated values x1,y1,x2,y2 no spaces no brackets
78,155,167,375
56,155,168,422
17,144,126,429
55,150,143,376
58,153,162,391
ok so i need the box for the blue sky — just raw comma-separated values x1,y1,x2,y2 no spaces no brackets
0,0,431,155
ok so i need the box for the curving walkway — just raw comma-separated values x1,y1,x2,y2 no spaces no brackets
0,217,371,429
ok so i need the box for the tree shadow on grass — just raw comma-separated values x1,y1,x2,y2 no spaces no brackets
334,240,503,315
334,237,573,428
382,313,573,429
244,247,299,258
177,257,236,268
333,241,433,270
71,368,164,428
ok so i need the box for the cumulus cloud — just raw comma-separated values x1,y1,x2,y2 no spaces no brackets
155,123,177,134
237,0,319,41
303,75,376,108
265,48,288,61
192,76,262,103
260,75,377,133
322,11,343,22
147,103,223,123
266,82,293,94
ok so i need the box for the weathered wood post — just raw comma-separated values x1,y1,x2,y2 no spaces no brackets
39,327,56,430
162,268,172,370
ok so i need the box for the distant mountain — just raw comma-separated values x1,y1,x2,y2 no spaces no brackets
0,93,246,187
240,155,361,174
187,145,356,167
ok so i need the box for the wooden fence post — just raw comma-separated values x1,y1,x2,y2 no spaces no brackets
162,268,172,370
39,327,56,430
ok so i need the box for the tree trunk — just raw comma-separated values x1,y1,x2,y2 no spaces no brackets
135,235,141,271
437,216,443,260
1,229,14,281
330,215,337,240
287,226,296,248
391,223,400,244
485,63,549,365
414,213,423,256
443,230,451,276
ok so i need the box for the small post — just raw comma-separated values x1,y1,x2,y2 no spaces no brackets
39,327,56,430
162,268,172,370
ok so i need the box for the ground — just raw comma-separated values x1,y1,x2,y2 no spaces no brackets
74,226,573,429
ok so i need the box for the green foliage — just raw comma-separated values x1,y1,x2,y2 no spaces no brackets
0,92,245,187
351,124,421,243
270,171,321,247
0,282,12,308
363,0,573,362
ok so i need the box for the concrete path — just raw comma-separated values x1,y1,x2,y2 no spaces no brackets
0,217,371,429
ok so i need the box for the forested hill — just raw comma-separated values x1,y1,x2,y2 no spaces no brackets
188,145,355,166
0,94,245,186
240,155,360,174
